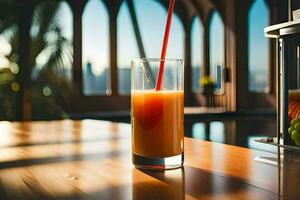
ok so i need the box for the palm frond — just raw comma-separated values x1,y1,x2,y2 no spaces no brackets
30,0,61,65
43,40,71,76
37,24,72,80
4,25,18,63
0,0,73,120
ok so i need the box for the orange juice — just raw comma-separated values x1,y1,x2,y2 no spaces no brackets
131,90,184,157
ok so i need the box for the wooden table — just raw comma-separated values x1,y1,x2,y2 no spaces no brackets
0,120,296,199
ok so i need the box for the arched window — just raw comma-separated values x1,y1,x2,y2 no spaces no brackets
82,0,109,95
209,11,224,92
117,0,184,95
134,0,184,59
33,1,73,81
248,0,269,92
191,17,203,92
117,2,139,95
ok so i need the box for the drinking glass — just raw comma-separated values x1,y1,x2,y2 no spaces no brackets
131,58,184,170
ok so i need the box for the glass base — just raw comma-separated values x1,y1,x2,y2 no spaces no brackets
132,152,184,170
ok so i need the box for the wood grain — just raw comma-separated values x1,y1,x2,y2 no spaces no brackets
0,120,288,199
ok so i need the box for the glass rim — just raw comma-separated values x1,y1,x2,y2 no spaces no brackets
131,58,184,63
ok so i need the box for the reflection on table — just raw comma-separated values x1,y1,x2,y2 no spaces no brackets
0,120,298,199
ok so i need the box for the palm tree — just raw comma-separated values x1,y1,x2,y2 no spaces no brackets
0,0,72,120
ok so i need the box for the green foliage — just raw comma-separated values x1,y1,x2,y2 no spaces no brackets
199,75,215,88
199,75,215,95
31,89,68,120
0,0,73,120
289,118,300,146
0,68,17,120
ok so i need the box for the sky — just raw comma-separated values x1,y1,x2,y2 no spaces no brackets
191,17,203,70
248,0,269,91
191,17,203,91
209,11,224,79
0,0,269,81
117,0,184,68
82,0,185,75
249,0,269,71
82,0,109,75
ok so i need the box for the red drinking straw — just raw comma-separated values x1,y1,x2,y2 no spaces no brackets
155,0,175,91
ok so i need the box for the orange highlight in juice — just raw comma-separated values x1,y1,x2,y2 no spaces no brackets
131,90,184,157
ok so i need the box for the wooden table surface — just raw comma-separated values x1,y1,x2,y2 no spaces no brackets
0,119,295,200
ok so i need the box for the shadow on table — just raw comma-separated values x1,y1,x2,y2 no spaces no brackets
0,165,279,200
0,135,129,148
139,165,277,199
132,167,185,200
0,151,128,169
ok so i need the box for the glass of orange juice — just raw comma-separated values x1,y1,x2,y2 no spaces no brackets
131,58,184,170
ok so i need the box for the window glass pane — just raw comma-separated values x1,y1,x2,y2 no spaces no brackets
58,2,73,81
82,0,109,95
134,0,184,59
117,2,139,95
33,1,73,119
209,12,224,92
32,1,73,79
191,17,203,92
248,0,269,92
117,0,184,95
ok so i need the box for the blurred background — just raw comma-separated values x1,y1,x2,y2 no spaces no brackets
0,0,298,150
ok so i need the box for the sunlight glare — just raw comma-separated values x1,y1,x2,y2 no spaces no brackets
0,36,12,55
0,121,13,146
